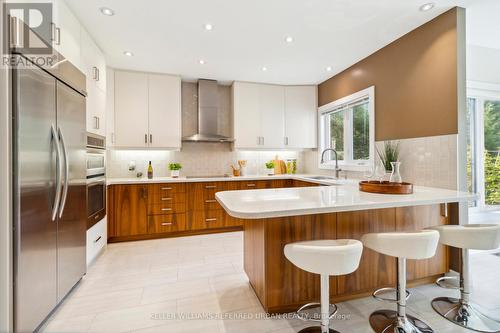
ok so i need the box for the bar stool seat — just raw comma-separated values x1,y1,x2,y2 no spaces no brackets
429,224,500,333
284,239,363,333
362,230,440,333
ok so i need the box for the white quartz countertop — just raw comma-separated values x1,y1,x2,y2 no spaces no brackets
106,174,353,186
215,184,478,219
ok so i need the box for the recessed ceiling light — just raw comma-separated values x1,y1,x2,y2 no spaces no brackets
199,60,206,65
204,23,213,31
99,7,115,16
261,66,268,71
123,51,134,57
285,36,293,43
419,3,435,11
326,66,332,72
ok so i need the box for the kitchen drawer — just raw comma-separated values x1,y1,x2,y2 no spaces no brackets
189,210,225,230
148,190,186,205
148,201,186,215
86,216,107,267
188,182,224,211
150,183,186,197
148,214,186,234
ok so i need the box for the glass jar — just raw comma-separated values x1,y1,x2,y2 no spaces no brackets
389,161,402,183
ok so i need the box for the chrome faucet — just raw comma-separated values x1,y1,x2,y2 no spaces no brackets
320,148,342,179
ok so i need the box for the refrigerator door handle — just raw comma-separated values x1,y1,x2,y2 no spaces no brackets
58,127,69,218
51,125,63,221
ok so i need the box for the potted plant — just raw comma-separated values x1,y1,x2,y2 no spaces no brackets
376,141,401,180
168,163,182,178
265,161,275,175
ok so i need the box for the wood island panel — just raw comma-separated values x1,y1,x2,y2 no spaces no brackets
242,205,453,313
395,204,449,280
336,208,397,296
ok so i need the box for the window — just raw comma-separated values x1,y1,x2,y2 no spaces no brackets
318,86,374,170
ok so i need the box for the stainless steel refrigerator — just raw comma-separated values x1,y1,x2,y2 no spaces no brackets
12,53,87,332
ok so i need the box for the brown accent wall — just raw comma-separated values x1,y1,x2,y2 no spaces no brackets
318,8,460,141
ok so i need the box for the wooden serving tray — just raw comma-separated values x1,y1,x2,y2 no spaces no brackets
359,181,414,194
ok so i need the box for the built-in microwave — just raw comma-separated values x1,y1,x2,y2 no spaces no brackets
86,133,106,228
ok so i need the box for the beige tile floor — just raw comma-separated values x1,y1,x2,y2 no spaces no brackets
41,232,500,333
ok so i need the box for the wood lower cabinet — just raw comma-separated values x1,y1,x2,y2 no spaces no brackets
108,178,313,242
108,184,148,237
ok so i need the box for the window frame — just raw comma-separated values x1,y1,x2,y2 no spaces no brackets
317,86,375,171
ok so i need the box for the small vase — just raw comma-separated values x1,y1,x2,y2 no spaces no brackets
170,170,180,178
389,162,402,183
267,168,275,176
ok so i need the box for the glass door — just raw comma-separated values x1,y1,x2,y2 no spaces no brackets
466,95,500,209
483,99,500,207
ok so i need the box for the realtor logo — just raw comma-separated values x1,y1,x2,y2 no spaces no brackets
3,2,53,55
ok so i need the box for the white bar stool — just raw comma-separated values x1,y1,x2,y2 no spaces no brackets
429,224,500,333
284,239,363,333
361,230,440,333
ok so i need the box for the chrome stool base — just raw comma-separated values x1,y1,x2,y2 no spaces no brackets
431,297,500,333
297,326,341,333
369,310,434,333
296,303,338,322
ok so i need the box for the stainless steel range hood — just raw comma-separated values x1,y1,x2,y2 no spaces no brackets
182,79,234,142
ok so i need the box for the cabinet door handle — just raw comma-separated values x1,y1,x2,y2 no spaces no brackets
205,218,217,222
55,26,61,45
94,236,102,243
92,66,98,81
145,134,148,144
246,183,256,187
205,200,217,203
262,137,265,145
161,197,173,201
161,222,173,226
205,185,217,189
96,68,100,82
9,16,20,48
111,133,115,144
94,116,99,130
150,134,153,144
161,187,172,190
284,137,289,145
161,208,172,211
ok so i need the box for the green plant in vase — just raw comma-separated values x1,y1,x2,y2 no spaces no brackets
265,161,275,175
168,163,182,178
377,141,400,172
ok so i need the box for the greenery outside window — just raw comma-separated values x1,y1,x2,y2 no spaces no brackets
318,86,374,170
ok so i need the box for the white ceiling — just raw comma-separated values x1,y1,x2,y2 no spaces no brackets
466,0,500,50
67,0,476,85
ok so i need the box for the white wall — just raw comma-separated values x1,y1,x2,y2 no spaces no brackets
467,45,500,85
0,0,13,331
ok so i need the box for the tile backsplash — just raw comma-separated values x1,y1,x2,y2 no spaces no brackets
107,143,304,178
303,134,458,189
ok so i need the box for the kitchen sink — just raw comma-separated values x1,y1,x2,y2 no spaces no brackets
186,175,231,179
306,176,336,180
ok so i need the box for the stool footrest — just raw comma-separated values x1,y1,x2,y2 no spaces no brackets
372,287,411,303
435,276,459,290
296,303,338,323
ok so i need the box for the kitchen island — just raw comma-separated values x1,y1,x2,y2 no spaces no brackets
216,184,476,313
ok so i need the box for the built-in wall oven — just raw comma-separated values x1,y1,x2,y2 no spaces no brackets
87,133,106,228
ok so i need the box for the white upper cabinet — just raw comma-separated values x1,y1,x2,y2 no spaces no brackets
114,71,149,148
284,86,317,149
233,82,261,148
81,27,106,136
114,70,182,149
106,68,115,147
52,0,81,70
259,84,285,148
233,82,316,149
148,74,181,149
